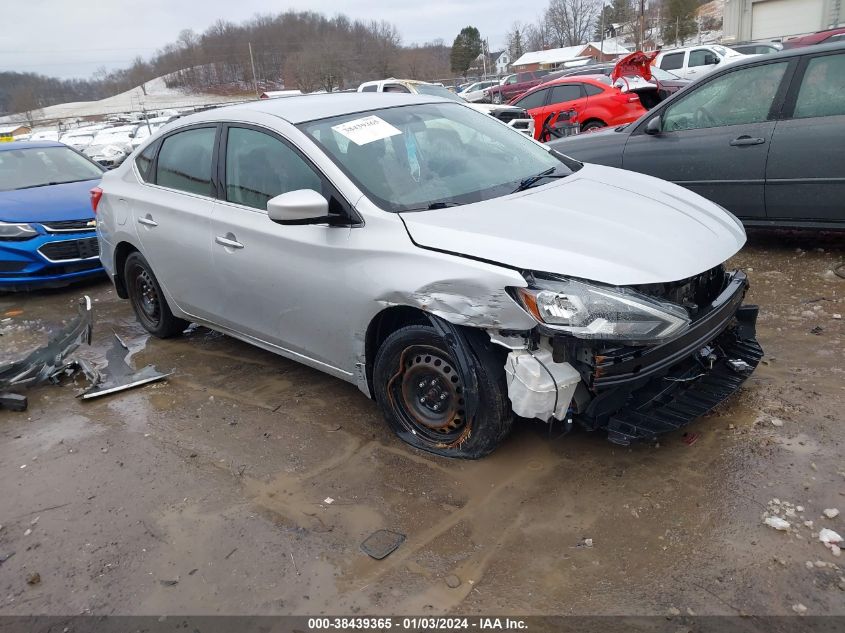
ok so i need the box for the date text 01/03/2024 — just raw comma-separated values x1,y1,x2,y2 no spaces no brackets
306,617,528,630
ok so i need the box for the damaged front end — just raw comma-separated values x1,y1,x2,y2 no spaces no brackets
500,266,762,444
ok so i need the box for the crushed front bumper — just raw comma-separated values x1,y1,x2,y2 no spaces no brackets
572,271,762,444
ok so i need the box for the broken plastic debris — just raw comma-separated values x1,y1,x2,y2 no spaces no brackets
792,603,807,615
764,516,790,531
0,297,93,408
323,497,334,505
823,509,840,519
79,333,170,399
770,417,784,427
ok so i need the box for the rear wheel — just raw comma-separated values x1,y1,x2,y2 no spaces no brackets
492,92,503,104
373,325,513,459
581,120,607,132
124,252,188,338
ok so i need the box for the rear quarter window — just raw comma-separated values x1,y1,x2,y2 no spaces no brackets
135,142,157,181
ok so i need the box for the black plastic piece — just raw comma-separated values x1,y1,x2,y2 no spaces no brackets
0,393,27,411
603,325,763,445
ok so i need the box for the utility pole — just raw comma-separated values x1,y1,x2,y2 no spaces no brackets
600,6,605,54
639,0,646,50
248,42,259,99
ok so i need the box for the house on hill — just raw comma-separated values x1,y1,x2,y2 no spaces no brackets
510,41,629,71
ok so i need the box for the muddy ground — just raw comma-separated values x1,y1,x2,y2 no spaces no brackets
0,232,843,617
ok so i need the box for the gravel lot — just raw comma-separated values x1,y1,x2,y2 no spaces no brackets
0,231,843,616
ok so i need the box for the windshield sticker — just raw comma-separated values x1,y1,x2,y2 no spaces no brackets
331,116,402,146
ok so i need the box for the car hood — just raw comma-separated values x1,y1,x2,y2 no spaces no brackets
0,178,101,223
399,163,745,286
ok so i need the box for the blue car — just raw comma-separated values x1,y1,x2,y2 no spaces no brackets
0,141,105,291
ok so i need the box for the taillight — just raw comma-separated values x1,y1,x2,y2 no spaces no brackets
90,187,103,214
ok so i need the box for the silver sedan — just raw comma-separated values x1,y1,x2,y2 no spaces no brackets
95,93,760,457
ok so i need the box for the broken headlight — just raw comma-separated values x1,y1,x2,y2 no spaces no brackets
0,221,37,241
514,277,690,344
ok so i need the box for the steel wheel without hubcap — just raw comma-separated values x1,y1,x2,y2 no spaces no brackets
132,266,161,328
123,251,188,338
388,345,469,445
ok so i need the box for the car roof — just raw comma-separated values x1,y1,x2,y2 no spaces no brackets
0,140,65,151
173,92,448,125
538,74,609,89
698,39,845,70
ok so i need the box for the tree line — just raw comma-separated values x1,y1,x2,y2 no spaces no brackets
1,10,453,116
504,0,717,64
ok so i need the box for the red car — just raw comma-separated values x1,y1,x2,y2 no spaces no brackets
508,75,647,139
485,70,551,104
782,27,845,48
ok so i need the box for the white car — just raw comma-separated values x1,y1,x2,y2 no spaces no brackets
94,92,761,458
653,45,748,80
461,80,501,103
83,125,138,168
358,78,534,136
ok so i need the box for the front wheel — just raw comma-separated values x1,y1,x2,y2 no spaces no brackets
373,325,513,459
124,252,188,338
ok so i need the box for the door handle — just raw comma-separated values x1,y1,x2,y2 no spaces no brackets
730,136,765,146
215,235,244,249
137,216,157,227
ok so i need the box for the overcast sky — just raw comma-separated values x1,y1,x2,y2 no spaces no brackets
2,0,551,79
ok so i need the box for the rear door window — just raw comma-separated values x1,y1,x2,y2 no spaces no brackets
155,127,216,196
660,52,685,71
549,84,584,104
793,53,845,118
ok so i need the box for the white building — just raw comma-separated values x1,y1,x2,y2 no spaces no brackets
492,51,511,74
723,0,843,41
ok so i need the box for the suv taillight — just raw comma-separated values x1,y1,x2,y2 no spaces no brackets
90,187,103,214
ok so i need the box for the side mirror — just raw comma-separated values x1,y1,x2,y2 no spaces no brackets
267,189,329,224
645,116,662,135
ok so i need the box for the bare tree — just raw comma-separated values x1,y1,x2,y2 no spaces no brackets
523,18,552,51
9,85,41,126
506,22,525,61
545,0,602,47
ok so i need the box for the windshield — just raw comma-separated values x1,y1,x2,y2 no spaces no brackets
650,66,681,80
414,84,465,102
299,102,573,212
0,146,103,191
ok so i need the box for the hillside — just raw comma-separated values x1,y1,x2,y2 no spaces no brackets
0,76,246,124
